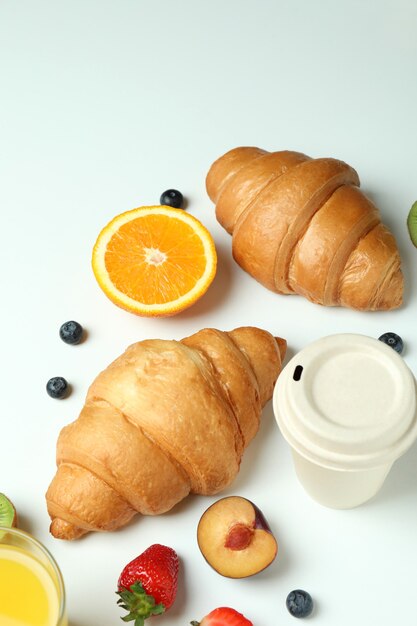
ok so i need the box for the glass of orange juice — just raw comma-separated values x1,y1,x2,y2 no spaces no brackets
0,526,67,626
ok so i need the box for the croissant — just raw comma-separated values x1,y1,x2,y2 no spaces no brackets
46,326,286,540
207,147,403,311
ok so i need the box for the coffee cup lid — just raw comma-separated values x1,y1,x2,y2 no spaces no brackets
273,334,417,470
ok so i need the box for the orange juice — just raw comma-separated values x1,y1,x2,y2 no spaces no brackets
0,528,66,626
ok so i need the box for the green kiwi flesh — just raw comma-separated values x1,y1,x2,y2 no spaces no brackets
407,201,417,247
0,493,17,528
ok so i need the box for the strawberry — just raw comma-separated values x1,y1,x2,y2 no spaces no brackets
116,544,179,625
190,607,253,626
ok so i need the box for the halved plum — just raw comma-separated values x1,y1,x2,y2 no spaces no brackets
197,496,277,578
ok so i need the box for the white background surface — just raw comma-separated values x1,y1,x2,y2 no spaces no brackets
1,1,417,625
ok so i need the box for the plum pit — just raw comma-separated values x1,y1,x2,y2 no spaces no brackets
224,523,254,550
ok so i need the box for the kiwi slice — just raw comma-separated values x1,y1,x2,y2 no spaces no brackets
0,493,17,528
407,201,417,247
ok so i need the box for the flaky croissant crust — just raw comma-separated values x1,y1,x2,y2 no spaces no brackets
46,326,286,540
207,147,403,311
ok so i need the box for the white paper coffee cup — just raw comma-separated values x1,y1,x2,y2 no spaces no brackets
273,334,417,508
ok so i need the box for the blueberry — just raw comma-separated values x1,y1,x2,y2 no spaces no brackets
46,377,69,399
160,189,184,209
378,332,403,354
59,321,83,345
286,590,313,618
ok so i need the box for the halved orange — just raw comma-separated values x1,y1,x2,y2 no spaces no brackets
92,206,217,316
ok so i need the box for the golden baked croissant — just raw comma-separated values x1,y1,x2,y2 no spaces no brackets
207,147,403,311
46,326,286,540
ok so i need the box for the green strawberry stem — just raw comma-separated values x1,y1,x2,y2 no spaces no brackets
190,622,200,625
116,581,165,626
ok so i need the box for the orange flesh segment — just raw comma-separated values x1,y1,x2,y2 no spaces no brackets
104,214,207,305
